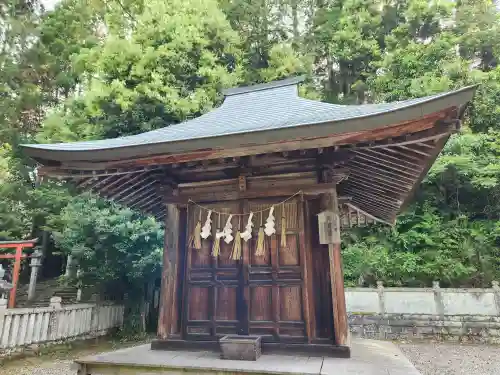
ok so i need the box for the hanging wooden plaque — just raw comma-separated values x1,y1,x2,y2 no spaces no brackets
317,210,341,244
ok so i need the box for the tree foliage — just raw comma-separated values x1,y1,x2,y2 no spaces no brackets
0,0,499,292
50,194,163,296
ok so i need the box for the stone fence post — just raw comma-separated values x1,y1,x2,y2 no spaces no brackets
0,297,7,340
376,281,385,314
48,297,62,340
493,281,500,315
433,281,445,318
28,250,43,301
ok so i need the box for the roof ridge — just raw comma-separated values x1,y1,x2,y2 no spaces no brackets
222,75,305,96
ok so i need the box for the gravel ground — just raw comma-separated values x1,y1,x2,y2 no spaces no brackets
0,338,149,375
399,342,500,375
2,341,499,375
1,359,73,375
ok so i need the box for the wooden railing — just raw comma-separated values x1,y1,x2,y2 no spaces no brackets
0,297,124,353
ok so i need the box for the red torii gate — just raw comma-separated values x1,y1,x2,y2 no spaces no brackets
0,240,37,308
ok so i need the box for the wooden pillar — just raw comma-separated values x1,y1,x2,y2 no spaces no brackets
9,246,22,308
327,188,349,346
157,204,180,339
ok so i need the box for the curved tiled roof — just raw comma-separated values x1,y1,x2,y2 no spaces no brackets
22,77,476,162
22,77,477,224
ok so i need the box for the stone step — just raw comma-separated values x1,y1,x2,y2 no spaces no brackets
14,278,79,307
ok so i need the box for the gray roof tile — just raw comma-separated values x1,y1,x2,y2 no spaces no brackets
23,78,474,153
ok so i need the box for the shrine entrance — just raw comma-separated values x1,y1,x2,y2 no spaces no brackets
183,197,311,344
23,76,476,358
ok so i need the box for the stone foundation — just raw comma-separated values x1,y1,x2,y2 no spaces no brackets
349,313,500,343
346,281,500,343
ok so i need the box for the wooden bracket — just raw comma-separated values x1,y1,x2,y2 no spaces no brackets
238,175,247,192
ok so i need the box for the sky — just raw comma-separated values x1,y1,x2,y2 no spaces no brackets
41,0,60,11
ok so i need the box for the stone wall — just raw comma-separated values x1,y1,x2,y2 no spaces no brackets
346,281,500,343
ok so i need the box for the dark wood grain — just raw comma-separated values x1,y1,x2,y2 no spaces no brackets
157,204,180,339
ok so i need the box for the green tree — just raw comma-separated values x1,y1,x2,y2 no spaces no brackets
50,194,164,298
39,0,242,142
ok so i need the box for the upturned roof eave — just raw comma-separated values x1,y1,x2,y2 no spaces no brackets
22,85,477,165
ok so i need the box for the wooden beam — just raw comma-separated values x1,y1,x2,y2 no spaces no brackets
326,188,349,347
113,179,158,203
353,150,424,174
395,145,431,157
39,165,164,178
348,167,413,190
346,173,409,194
345,203,393,225
398,136,449,213
129,192,161,210
87,175,117,192
352,153,422,179
349,161,416,184
158,204,181,339
417,142,435,149
167,181,344,204
349,197,396,215
346,179,406,198
76,177,96,189
343,188,402,207
98,173,139,195
357,149,423,169
137,196,163,212
380,146,425,163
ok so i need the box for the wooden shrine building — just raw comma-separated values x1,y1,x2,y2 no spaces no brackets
22,76,475,357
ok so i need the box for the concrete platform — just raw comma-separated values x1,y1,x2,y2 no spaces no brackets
75,339,420,375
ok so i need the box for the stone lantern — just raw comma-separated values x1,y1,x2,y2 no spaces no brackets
0,264,13,300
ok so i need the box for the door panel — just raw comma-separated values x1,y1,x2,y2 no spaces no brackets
183,203,240,340
246,199,307,343
182,198,309,343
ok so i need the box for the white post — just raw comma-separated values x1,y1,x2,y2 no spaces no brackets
493,281,500,315
0,297,7,341
376,281,385,314
76,268,82,302
28,250,43,301
49,296,62,309
65,255,76,278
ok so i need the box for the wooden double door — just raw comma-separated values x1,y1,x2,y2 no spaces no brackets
182,198,311,343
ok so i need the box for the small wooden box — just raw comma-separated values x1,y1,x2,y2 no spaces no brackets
219,335,262,361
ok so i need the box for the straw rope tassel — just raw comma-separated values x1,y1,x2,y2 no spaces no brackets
231,217,242,260
187,203,194,248
212,214,222,257
281,204,287,248
255,212,265,256
193,209,202,249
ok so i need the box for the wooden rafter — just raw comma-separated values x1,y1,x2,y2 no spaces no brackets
87,175,117,192
395,145,431,157
346,172,410,193
39,165,165,178
111,178,158,202
344,203,392,225
349,161,416,183
352,153,422,178
352,149,423,170
137,196,163,212
119,185,159,207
